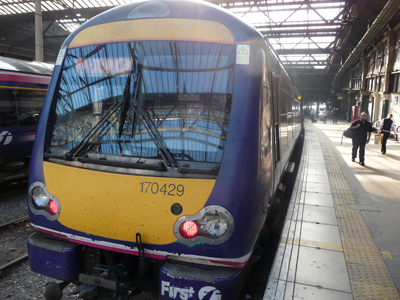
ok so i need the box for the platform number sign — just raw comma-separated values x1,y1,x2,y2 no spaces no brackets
236,45,250,65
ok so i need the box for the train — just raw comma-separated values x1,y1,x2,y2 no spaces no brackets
26,1,303,299
0,56,53,184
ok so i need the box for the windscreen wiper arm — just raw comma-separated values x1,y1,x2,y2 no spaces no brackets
131,101,178,168
68,68,135,158
118,73,133,138
117,63,177,168
67,100,122,158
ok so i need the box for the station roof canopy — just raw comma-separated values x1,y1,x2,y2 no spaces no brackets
0,0,398,103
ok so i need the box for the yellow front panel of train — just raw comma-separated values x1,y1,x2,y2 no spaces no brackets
68,19,235,48
43,162,215,244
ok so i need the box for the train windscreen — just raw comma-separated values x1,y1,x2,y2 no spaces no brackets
48,41,235,163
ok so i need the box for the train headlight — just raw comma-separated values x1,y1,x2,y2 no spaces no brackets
200,210,229,236
28,182,60,221
31,186,49,207
174,205,234,245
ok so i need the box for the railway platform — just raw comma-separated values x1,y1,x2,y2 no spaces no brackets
264,119,400,300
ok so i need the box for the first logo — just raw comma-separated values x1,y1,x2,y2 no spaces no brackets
0,131,12,145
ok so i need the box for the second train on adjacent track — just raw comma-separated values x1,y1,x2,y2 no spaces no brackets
27,1,303,299
0,56,53,184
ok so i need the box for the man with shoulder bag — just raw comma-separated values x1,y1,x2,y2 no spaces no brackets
350,111,373,166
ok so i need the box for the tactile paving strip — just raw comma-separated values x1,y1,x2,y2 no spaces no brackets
315,128,400,300
351,282,399,300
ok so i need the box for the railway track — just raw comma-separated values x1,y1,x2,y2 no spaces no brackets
0,216,31,273
0,215,29,230
0,253,29,273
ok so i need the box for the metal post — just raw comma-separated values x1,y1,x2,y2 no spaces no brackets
35,0,44,62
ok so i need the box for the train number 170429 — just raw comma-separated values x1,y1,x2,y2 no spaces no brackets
139,181,184,196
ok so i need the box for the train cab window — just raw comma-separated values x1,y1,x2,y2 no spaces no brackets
49,41,235,163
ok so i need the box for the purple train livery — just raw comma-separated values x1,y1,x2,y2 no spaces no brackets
27,1,303,299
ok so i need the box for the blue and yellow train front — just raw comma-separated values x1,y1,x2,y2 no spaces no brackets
27,1,269,299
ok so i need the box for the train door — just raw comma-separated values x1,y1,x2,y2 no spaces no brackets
279,83,288,155
270,63,281,191
260,50,274,218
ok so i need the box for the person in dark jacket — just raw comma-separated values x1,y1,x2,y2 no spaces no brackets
334,107,340,123
379,113,395,154
331,107,336,123
350,111,373,166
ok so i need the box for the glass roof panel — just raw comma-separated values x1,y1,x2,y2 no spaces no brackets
0,0,347,69
230,1,346,69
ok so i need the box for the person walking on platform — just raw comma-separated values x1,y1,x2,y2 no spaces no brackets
331,108,336,124
379,113,395,154
335,107,340,123
323,108,329,123
350,111,373,166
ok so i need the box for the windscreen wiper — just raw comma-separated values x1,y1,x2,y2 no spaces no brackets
130,101,178,168
68,68,135,158
118,73,133,138
67,100,123,158
117,63,177,169
76,156,166,171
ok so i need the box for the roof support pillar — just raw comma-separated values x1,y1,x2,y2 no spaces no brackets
361,56,368,92
347,91,357,122
35,0,43,62
383,30,395,93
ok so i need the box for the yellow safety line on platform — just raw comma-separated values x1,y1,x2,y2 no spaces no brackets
315,128,400,300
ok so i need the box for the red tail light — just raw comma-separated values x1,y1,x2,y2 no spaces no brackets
48,200,58,215
179,220,198,238
174,205,234,245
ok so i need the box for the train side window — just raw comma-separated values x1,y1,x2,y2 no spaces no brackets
16,90,46,126
0,89,18,128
